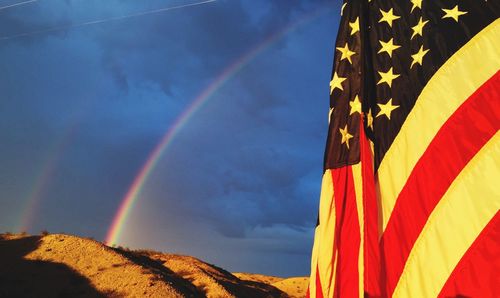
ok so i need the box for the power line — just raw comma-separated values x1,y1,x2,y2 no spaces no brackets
0,0,217,41
0,0,37,11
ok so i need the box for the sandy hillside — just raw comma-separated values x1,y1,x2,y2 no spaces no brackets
0,233,196,297
271,277,309,298
234,273,309,298
0,233,306,298
141,252,286,298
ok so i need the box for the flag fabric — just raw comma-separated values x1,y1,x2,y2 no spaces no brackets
307,0,500,297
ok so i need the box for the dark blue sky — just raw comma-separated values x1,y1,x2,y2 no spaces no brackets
0,0,340,276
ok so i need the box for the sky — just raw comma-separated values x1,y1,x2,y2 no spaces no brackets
0,0,340,277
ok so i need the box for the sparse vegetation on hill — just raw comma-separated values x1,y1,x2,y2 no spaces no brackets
0,233,308,297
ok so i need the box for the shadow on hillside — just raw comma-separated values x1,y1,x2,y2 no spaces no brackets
190,261,286,298
114,249,202,297
0,235,117,298
234,279,287,298
119,250,286,298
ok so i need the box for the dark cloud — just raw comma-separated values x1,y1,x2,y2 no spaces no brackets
0,0,340,276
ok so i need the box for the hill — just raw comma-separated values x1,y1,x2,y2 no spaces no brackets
0,233,308,297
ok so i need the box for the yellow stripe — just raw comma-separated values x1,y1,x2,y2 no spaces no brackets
328,251,338,298
315,170,336,298
308,226,319,297
393,132,500,298
352,163,364,298
377,19,500,231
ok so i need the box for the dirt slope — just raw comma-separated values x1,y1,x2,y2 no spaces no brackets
0,233,299,297
0,233,194,297
234,273,309,298
139,252,286,298
271,277,309,298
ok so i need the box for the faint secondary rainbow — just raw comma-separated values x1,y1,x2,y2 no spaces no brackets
12,1,219,232
105,5,332,246
17,117,81,233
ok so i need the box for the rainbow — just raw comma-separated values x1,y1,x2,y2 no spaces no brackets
17,119,81,233
12,0,218,235
17,154,60,233
105,5,332,246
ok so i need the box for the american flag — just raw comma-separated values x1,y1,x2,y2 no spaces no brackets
307,0,499,297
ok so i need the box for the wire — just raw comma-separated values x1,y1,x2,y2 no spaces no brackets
0,0,37,11
0,0,217,40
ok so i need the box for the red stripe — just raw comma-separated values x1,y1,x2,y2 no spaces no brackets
331,166,360,298
360,121,381,297
381,71,500,296
304,268,323,298
316,263,324,298
438,212,500,298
